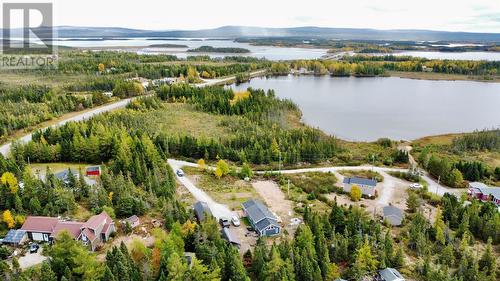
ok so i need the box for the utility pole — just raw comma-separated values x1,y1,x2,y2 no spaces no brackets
278,151,282,174
287,179,290,198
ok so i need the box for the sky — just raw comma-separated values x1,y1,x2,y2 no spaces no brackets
3,0,500,33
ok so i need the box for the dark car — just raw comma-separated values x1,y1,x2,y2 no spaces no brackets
29,243,39,254
219,218,230,228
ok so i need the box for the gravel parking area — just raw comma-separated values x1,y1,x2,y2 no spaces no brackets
19,247,48,270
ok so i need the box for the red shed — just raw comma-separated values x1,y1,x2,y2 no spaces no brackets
86,166,101,177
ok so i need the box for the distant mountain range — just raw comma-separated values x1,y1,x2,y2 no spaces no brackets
5,26,500,42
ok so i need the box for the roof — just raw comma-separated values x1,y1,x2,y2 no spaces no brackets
83,211,113,231
55,169,79,183
2,229,27,244
242,199,276,225
469,182,500,199
383,206,404,226
222,228,241,245
255,217,280,232
124,215,139,224
51,221,84,239
379,268,405,281
82,228,96,242
86,166,101,172
194,201,212,221
21,216,59,233
343,177,377,187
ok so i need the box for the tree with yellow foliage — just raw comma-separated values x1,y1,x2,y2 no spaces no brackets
215,159,229,179
197,159,206,170
2,210,15,229
350,185,362,202
1,172,18,194
98,63,105,72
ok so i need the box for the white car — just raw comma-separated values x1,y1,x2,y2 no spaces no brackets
231,216,240,227
410,183,423,189
176,169,185,177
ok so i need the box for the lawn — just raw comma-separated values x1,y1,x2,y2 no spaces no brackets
183,167,261,211
338,169,384,182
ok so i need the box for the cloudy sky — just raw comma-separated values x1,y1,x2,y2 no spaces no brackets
5,0,500,32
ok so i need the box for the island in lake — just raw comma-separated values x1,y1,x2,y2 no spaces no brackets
187,45,251,53
148,43,189,48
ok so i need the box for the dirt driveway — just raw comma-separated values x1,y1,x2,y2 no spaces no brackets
19,248,48,270
252,181,294,223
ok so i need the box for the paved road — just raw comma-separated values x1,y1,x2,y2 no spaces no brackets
0,70,265,158
0,97,136,157
168,159,235,220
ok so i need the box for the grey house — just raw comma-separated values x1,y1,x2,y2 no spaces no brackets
221,227,241,248
383,206,404,226
378,268,405,281
242,199,281,237
343,177,377,197
194,201,212,222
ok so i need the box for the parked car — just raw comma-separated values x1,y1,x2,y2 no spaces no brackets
410,183,423,189
176,169,185,177
219,218,230,228
231,216,240,226
29,243,39,254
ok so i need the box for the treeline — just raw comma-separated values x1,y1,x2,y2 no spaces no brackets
12,86,340,165
268,57,500,77
0,85,110,141
452,129,500,152
344,55,500,76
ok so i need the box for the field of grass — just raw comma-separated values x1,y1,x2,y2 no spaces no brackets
389,71,500,82
183,166,261,211
283,172,339,195
29,162,92,176
137,103,235,139
412,133,500,169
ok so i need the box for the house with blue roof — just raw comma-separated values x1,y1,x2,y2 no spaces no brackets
242,199,281,237
343,176,377,198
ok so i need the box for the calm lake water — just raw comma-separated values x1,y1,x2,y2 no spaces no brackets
52,38,327,60
52,38,500,61
231,76,500,141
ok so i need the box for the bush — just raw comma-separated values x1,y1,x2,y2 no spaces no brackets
350,185,362,201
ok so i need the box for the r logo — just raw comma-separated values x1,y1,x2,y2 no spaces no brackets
2,2,53,54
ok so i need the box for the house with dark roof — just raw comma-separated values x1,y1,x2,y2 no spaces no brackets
383,206,404,226
194,201,212,222
343,177,377,197
468,182,500,206
242,199,281,237
221,227,241,248
378,268,405,281
55,169,80,185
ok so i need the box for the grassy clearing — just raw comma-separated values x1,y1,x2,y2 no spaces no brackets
29,162,92,176
335,140,402,167
338,169,384,182
283,172,339,194
412,133,500,169
183,166,261,211
389,71,500,82
0,72,98,87
138,103,235,139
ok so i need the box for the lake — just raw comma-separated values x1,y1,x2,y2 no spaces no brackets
231,76,500,141
51,38,327,61
51,38,500,61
